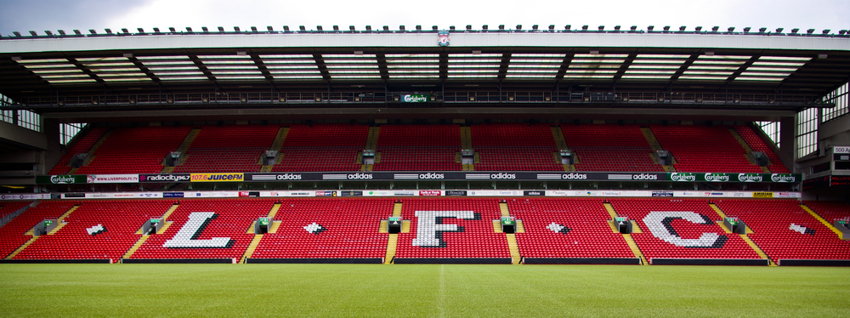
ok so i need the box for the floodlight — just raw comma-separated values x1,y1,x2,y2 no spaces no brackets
316,26,323,31
73,29,82,35
482,25,489,31
137,28,145,33
432,25,438,31
217,26,225,32
695,26,702,32
516,24,522,30
597,25,604,31
283,26,290,32
202,26,209,32
366,25,372,31
581,25,588,31
267,26,274,32
499,25,505,30
549,25,555,31
679,26,686,32
647,25,654,32
250,26,258,32
466,25,472,31
743,27,751,33
565,25,572,31
105,28,113,34
350,25,356,31
168,27,176,32
382,25,389,31
44,30,53,36
727,27,735,32
186,27,193,32
614,25,621,31
662,26,670,32
822,29,830,34
233,26,240,32
298,25,305,31
415,25,422,31
758,27,766,33
791,28,799,34
58,30,66,35
13,31,21,37
806,29,815,34
711,26,719,32
775,28,784,33
629,26,637,31
449,25,456,31
89,29,97,35
532,24,539,31
333,25,339,31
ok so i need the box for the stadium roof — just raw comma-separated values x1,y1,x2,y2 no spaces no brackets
0,27,848,118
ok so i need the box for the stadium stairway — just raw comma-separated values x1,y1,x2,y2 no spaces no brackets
260,128,289,172
604,202,648,265
640,127,675,172
728,128,771,173
709,203,774,266
799,204,844,239
498,201,523,264
123,203,180,260
551,126,573,171
6,204,79,260
363,127,380,171
162,128,201,173
460,126,474,171
241,203,283,263
383,201,404,264
68,130,112,175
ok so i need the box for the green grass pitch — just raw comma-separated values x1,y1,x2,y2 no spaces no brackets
1,264,848,317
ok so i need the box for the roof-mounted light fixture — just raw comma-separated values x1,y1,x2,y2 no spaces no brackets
647,25,654,32
549,25,555,31
790,28,799,34
202,26,209,33
775,28,784,33
217,26,225,32
13,31,21,37
89,29,97,35
597,25,604,31
44,30,53,36
758,27,767,33
316,25,323,32
614,25,621,31
105,28,113,34
629,25,637,32
581,25,588,31
382,25,390,32
806,29,815,34
250,26,258,32
743,27,751,33
137,28,145,33
267,26,274,32
350,25,356,32
298,25,306,31
694,26,702,32
532,24,539,31
73,30,82,35
58,30,66,35
727,27,735,32
822,29,831,35
679,26,686,32
186,27,193,32
283,26,290,32
516,24,522,30
711,26,719,32
168,27,176,32
365,25,372,31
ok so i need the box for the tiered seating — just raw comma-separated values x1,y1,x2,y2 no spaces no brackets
394,198,510,261
651,126,762,172
0,201,75,259
471,124,562,171
734,125,790,173
509,198,634,259
0,200,32,220
76,127,190,174
251,199,393,260
273,125,367,172
131,199,275,260
714,199,850,263
13,200,173,261
175,126,279,173
610,198,760,263
561,125,664,172
373,125,462,171
49,127,107,175
804,201,850,224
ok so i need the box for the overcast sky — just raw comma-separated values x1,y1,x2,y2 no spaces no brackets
0,0,848,35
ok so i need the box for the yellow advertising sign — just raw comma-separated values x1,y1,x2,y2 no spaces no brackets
190,173,245,182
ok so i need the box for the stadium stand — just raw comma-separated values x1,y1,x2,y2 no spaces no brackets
508,198,635,261
373,125,462,171
471,124,562,171
734,125,791,173
714,199,850,263
251,198,393,261
273,125,367,172
48,127,107,175
0,201,76,259
174,125,278,173
129,199,275,261
0,200,32,221
12,200,173,261
393,198,511,263
609,198,761,264
561,125,664,172
651,126,762,173
803,201,850,224
75,127,191,174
